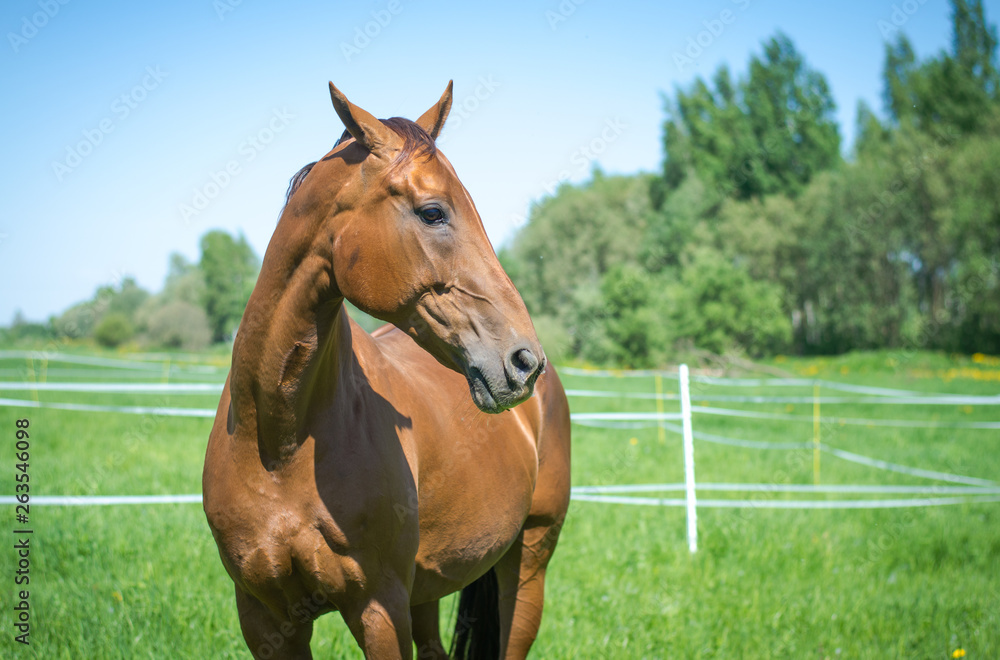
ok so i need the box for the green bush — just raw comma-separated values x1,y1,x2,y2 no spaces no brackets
667,249,791,357
93,313,134,348
569,265,671,368
143,301,211,350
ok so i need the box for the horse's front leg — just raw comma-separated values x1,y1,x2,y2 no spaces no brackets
341,576,414,659
235,585,314,660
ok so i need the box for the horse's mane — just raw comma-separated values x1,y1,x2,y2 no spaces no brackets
283,117,436,209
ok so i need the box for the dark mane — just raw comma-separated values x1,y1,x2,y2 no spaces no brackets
282,117,436,209
380,116,437,164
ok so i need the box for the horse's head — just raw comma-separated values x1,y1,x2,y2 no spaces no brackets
299,81,544,413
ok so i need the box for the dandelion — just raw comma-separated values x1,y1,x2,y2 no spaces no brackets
629,437,638,446
970,352,999,365
112,591,123,603
952,649,966,658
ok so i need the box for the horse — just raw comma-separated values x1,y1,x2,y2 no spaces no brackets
202,80,571,659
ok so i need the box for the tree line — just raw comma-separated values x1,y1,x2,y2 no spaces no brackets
3,230,259,350
6,2,997,364
500,0,1000,366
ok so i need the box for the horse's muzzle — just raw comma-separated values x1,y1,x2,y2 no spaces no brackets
467,345,545,414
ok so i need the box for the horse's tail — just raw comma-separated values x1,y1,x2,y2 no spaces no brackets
450,567,501,660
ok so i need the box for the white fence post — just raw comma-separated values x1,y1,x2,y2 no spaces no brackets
679,364,698,553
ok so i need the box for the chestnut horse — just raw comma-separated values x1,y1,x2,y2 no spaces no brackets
202,81,571,659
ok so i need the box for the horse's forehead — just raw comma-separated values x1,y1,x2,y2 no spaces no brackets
396,153,464,196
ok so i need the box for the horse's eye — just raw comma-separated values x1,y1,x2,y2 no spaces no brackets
418,207,446,225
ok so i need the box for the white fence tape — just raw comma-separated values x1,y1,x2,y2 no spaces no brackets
559,366,677,378
653,421,996,486
565,388,1000,406
6,396,993,431
1,363,996,523
572,483,1000,495
691,378,944,397
0,382,223,393
658,420,812,450
0,397,216,418
689,405,1000,429
570,493,1000,509
572,412,1000,432
0,494,203,506
818,444,996,487
0,351,222,373
0,368,223,380
572,418,657,430
570,412,685,421
6,488,999,510
560,366,966,398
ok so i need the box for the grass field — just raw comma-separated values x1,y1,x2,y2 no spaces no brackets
0,346,998,658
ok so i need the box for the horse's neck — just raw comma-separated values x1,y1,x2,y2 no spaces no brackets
230,230,352,463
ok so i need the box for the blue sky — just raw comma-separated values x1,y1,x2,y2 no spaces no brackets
0,0,983,323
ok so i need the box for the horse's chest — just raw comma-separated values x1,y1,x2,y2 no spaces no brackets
407,413,539,597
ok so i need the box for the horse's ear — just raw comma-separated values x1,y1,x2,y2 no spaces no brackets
328,82,400,158
415,80,453,140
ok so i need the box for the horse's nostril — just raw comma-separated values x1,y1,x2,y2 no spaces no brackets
511,348,539,379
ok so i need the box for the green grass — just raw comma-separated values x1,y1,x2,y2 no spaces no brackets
1,349,998,658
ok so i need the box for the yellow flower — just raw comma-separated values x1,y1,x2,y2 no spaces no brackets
629,437,638,446
112,591,123,603
952,649,966,658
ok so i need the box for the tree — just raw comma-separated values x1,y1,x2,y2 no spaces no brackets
952,0,999,95
199,230,260,342
883,34,919,126
853,100,890,157
107,277,149,318
642,172,715,274
163,253,206,307
505,172,654,318
3,310,54,344
883,0,999,135
52,277,149,342
661,33,840,202
741,33,841,197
